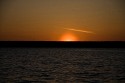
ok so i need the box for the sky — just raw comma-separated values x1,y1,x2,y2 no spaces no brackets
0,0,125,41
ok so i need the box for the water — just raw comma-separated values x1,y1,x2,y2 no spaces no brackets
0,48,125,83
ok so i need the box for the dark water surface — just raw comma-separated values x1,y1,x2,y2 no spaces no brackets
0,48,125,83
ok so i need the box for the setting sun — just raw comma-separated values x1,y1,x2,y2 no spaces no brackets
59,33,78,41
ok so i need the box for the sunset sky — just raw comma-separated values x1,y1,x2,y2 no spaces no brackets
0,0,125,41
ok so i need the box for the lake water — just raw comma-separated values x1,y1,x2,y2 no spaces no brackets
0,48,125,83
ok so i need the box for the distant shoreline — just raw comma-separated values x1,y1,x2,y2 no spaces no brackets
0,41,125,48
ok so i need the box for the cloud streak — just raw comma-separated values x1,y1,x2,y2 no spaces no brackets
64,28,95,34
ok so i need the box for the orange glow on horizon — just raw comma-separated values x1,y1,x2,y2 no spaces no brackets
59,33,78,41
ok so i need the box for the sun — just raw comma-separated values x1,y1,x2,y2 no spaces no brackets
59,33,78,41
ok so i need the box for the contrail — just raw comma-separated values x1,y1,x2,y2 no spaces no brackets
64,28,95,34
